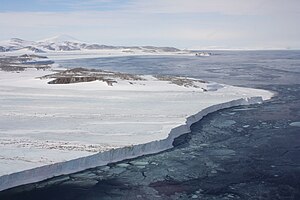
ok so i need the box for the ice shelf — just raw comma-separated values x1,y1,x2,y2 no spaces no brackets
0,67,274,191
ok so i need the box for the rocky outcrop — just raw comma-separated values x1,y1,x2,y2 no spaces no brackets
155,75,207,88
0,54,52,71
21,46,46,53
48,76,116,85
41,68,144,85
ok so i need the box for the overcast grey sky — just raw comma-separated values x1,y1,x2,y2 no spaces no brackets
1,0,299,49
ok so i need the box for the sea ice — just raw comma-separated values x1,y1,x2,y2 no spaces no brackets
289,122,300,127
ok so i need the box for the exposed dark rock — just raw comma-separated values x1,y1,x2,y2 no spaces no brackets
0,46,7,52
0,55,52,71
19,54,48,59
48,77,116,85
155,75,207,88
40,68,144,85
21,46,46,53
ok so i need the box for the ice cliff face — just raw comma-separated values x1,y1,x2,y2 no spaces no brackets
0,97,264,191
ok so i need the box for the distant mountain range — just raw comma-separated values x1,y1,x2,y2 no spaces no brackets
0,35,180,53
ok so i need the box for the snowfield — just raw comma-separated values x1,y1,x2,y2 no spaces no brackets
0,35,191,60
0,55,274,191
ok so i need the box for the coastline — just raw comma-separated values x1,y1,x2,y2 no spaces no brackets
0,95,271,191
0,54,275,191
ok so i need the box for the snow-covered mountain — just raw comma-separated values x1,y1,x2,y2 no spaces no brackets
0,35,180,53
37,34,82,43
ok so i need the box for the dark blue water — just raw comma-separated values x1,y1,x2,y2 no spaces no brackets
1,51,300,199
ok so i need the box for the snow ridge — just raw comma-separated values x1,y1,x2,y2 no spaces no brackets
37,35,82,44
0,35,180,53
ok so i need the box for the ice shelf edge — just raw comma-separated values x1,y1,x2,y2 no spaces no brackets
0,96,264,191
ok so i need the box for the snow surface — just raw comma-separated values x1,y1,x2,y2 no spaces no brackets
0,64,273,191
0,35,191,59
37,34,83,44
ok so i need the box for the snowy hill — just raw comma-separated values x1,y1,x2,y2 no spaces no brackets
0,35,180,53
37,34,82,43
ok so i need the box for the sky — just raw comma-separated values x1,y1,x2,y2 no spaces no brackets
0,0,299,49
